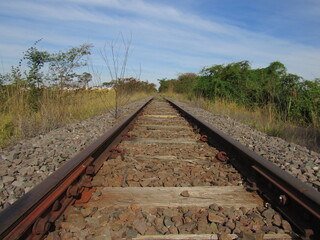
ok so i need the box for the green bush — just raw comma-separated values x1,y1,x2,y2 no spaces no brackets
159,61,320,128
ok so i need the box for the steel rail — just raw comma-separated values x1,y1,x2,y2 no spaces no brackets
0,97,153,240
166,98,320,240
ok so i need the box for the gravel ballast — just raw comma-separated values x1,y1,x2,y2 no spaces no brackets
171,99,320,191
48,204,294,239
1,97,319,211
0,98,149,211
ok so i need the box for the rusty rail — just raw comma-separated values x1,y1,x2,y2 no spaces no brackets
166,98,320,240
1,96,319,239
0,97,153,240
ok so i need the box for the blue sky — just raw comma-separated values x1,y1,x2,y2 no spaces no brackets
1,0,320,86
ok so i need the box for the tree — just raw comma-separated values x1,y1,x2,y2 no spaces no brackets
174,73,198,94
22,40,50,88
49,44,92,89
195,64,229,100
78,72,92,89
0,72,11,86
0,40,50,88
291,80,320,125
159,60,319,129
158,78,178,93
278,73,301,120
264,61,286,104
11,40,51,111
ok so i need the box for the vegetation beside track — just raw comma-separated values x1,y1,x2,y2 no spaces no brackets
0,41,156,149
159,62,320,152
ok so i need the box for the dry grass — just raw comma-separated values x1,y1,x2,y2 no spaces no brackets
165,93,320,153
0,88,151,149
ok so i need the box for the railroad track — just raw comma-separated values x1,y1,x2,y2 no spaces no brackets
0,97,319,240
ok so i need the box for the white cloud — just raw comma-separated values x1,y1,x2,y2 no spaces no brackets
0,0,319,83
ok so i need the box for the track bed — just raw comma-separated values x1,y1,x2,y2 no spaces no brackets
47,99,295,240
